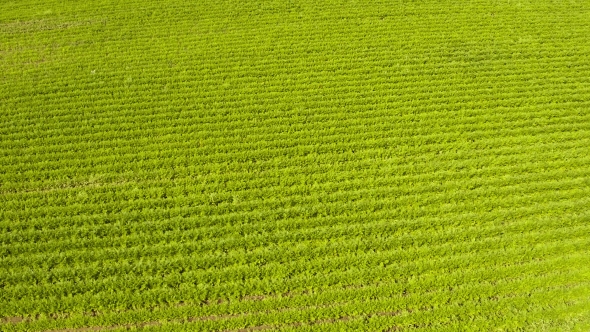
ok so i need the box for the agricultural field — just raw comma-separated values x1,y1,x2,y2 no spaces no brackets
2,0,590,330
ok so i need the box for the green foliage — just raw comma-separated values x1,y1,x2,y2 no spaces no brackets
1,0,590,330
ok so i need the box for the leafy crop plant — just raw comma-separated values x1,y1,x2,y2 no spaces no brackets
1,0,590,331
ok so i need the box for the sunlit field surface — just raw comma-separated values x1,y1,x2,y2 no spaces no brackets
1,0,590,331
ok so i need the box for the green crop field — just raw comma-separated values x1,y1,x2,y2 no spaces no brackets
2,0,590,330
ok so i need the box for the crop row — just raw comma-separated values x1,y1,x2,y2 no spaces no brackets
3,267,589,330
